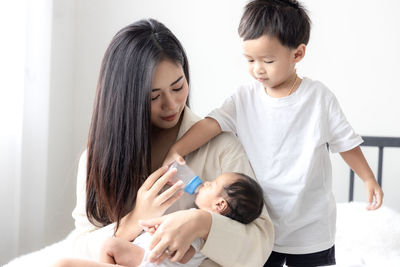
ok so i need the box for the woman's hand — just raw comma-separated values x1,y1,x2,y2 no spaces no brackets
134,166,184,220
115,166,184,239
139,209,212,264
364,178,384,210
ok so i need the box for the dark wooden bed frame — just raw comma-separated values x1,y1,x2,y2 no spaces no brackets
348,136,400,202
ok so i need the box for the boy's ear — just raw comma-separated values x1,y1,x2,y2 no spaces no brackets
213,197,229,214
293,43,306,63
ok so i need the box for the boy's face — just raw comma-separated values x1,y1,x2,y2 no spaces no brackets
242,34,299,91
194,173,238,212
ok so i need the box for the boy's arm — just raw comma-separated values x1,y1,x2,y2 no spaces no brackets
340,146,384,209
164,117,222,164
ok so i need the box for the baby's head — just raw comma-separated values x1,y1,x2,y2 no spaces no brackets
238,0,311,89
195,172,264,224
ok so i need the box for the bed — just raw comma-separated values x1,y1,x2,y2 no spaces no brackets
334,136,400,267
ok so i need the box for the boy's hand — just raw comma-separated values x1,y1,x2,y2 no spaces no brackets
340,146,384,210
163,149,185,167
364,178,384,210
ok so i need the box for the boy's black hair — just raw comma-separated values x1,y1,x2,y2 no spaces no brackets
238,0,311,48
223,173,264,224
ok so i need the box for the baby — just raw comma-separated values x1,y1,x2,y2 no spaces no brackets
53,172,264,267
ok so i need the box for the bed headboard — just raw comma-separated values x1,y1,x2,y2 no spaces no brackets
348,136,400,202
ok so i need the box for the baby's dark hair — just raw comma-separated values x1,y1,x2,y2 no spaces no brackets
238,0,311,48
222,173,264,224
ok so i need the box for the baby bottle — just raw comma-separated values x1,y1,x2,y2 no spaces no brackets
168,161,203,194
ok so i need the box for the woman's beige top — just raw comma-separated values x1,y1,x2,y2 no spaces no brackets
70,107,274,267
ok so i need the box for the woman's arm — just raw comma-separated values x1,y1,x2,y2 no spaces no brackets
139,209,211,264
141,135,275,266
203,206,273,266
141,207,273,266
70,151,184,260
70,151,114,260
202,138,274,266
52,258,124,267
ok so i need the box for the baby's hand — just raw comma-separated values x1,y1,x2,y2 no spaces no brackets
141,224,159,235
364,179,384,210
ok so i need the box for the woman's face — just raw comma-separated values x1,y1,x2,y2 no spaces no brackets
151,59,189,129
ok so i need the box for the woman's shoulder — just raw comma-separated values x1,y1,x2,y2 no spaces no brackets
183,108,248,159
198,132,254,179
210,131,241,148
77,149,88,170
203,131,249,164
80,150,87,162
75,149,88,184
183,109,255,179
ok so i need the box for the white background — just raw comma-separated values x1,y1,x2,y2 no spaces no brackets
1,0,400,264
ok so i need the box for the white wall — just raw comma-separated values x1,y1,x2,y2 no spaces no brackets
43,0,78,246
299,0,400,209
70,0,400,211
0,1,26,262
3,0,400,264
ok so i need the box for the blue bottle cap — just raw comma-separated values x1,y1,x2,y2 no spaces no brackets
184,176,203,195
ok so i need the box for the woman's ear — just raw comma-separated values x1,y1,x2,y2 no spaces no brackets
213,197,229,214
293,44,306,63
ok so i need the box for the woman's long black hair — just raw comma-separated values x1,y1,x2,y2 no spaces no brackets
86,19,190,229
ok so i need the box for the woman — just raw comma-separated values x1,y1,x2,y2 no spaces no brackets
9,19,274,267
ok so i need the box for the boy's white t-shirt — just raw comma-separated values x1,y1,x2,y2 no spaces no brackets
208,77,363,254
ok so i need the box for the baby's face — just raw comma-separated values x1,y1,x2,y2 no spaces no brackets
194,173,238,211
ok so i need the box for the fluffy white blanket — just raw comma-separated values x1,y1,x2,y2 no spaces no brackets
5,202,400,267
4,231,77,267
334,202,400,267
